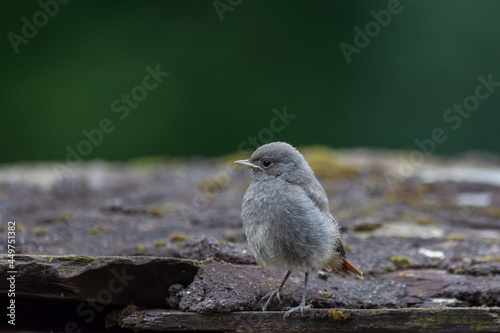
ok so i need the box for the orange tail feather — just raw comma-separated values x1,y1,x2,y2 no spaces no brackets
332,259,364,279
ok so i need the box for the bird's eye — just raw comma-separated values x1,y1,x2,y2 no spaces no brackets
262,160,272,168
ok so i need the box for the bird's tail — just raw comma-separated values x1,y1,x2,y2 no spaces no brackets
326,258,364,279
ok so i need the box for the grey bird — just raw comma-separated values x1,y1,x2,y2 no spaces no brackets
235,142,363,319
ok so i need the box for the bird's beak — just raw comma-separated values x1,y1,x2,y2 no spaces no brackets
234,159,263,171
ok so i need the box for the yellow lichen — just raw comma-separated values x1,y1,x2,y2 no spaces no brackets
322,292,333,298
391,256,413,269
147,208,164,217
415,216,439,225
485,238,500,243
328,309,350,320
482,207,500,218
55,213,72,223
98,224,113,233
482,257,500,262
89,224,114,235
354,223,382,232
33,228,49,236
170,233,187,242
447,234,466,241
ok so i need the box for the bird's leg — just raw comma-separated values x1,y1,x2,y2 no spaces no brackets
260,270,291,311
283,272,312,319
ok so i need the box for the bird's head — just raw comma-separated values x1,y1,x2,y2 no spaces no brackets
235,142,313,183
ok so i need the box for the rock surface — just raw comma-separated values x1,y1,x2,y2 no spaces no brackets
1,147,500,331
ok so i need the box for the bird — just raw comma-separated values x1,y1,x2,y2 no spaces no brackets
235,142,363,319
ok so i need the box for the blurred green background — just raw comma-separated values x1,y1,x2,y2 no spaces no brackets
1,0,500,164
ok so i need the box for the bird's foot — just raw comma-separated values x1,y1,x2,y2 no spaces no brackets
260,288,289,311
283,304,312,320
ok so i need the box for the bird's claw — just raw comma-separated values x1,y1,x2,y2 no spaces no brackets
260,289,286,311
283,304,312,320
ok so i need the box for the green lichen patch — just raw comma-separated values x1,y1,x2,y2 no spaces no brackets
391,256,413,269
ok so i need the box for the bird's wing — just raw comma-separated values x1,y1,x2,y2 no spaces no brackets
336,236,347,257
298,177,330,214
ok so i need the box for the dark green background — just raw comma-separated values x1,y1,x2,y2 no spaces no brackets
1,0,499,163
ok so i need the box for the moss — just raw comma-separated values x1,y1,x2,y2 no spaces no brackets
344,244,353,252
121,304,139,318
137,244,146,252
98,224,113,233
485,238,500,243
17,223,26,232
328,309,350,320
218,238,227,244
161,202,177,214
0,225,5,231
482,256,500,262
89,224,114,235
391,256,412,263
415,215,439,225
33,228,49,236
154,240,166,247
391,256,413,269
482,207,500,218
227,236,238,243
354,223,382,232
147,208,164,217
447,234,466,241
170,233,187,243
322,292,333,298
301,146,359,180
55,213,72,223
